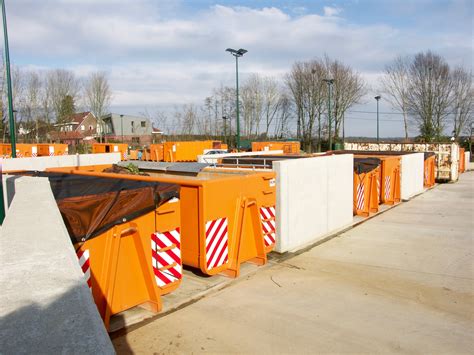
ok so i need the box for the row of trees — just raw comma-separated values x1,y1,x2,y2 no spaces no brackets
150,51,471,151
2,51,472,148
381,51,473,141
0,60,112,142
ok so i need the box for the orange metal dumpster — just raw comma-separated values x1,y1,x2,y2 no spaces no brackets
150,144,164,161
353,158,380,216
32,172,181,330
252,141,300,154
37,143,68,156
459,148,465,173
424,152,436,188
47,164,276,278
92,143,128,160
163,141,224,162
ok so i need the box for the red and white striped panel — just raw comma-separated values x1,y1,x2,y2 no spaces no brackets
205,217,229,270
259,206,276,247
356,183,365,211
123,152,128,160
76,249,91,288
385,176,391,201
151,228,182,288
32,153,37,157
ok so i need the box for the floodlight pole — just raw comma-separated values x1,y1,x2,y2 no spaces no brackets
1,0,16,158
120,114,124,143
226,48,247,150
323,79,334,150
375,95,381,143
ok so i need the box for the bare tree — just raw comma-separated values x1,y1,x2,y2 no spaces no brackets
286,60,327,152
451,66,473,139
47,69,80,124
406,51,454,141
274,91,293,138
324,55,366,141
23,71,42,142
381,56,411,139
84,71,112,142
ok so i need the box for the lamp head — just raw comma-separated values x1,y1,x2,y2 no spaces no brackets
374,95,381,100
226,48,248,57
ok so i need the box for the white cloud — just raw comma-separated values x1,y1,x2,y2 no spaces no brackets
5,1,472,136
323,6,342,17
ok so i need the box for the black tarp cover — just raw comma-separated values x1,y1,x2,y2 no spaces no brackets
17,172,180,244
354,157,381,174
424,152,436,160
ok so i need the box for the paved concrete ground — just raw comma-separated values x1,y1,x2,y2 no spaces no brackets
113,172,474,354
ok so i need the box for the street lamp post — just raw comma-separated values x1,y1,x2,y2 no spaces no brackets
120,114,124,143
226,48,247,150
323,79,334,150
374,95,381,143
1,0,16,158
222,116,228,145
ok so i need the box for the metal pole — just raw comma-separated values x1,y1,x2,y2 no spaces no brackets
0,161,4,224
375,96,381,143
342,111,345,145
1,0,16,158
328,83,332,150
374,95,381,143
235,55,240,150
120,114,124,143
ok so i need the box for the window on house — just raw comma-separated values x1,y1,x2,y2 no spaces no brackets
89,125,93,130
141,121,146,128
131,121,135,133
132,137,140,144
81,125,85,131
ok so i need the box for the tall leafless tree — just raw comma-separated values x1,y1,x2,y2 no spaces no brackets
323,55,366,141
381,55,411,139
84,71,112,142
450,66,473,139
406,51,454,141
46,69,80,126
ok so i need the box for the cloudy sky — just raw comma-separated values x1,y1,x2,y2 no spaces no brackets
3,0,473,137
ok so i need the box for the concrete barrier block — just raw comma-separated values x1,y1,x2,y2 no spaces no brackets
0,177,114,353
274,154,353,253
1,153,121,172
401,153,424,200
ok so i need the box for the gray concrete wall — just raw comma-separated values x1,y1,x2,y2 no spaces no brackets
0,177,114,354
1,152,120,172
273,154,353,253
401,153,424,200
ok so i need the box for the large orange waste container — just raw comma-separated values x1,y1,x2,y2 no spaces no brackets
150,144,164,161
47,164,276,278
459,148,465,173
252,141,300,154
353,158,380,216
37,143,69,156
163,141,224,162
92,143,128,160
424,152,436,187
33,171,181,330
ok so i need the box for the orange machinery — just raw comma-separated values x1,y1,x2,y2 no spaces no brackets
47,164,277,278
